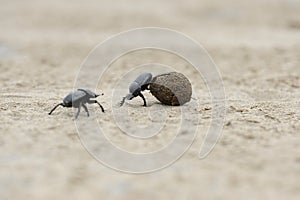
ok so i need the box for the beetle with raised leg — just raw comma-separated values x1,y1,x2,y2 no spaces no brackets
49,88,105,119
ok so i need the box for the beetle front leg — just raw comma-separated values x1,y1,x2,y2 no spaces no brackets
120,96,126,107
88,100,105,113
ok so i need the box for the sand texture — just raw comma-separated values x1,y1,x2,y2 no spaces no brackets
0,0,300,199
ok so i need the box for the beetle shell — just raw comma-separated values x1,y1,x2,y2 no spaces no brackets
129,82,141,95
78,89,98,98
134,72,152,87
63,89,95,108
127,72,152,98
149,72,192,106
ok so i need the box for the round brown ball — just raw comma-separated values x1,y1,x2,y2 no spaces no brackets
150,72,192,106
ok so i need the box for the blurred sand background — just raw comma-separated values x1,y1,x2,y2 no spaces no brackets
0,0,300,199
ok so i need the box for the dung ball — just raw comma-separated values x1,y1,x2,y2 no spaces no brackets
149,72,192,106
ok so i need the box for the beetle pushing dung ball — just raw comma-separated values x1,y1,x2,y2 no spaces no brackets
49,89,105,119
120,72,192,107
120,72,153,107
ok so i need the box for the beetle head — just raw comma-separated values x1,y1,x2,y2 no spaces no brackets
125,93,134,100
95,93,104,98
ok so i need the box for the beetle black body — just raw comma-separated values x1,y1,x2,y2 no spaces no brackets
49,89,105,119
120,72,153,107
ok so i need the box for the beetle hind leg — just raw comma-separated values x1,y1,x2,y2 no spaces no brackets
75,103,82,119
138,93,147,107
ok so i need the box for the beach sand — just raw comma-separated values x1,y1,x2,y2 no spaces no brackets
0,0,299,199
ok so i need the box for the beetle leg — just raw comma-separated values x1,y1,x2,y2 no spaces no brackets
95,101,105,113
48,103,64,115
75,103,82,119
120,96,126,107
138,93,147,107
82,104,89,117
88,100,105,113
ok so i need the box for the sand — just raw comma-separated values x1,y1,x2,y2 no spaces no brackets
0,0,300,199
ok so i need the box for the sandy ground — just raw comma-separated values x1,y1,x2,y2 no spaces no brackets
1,0,300,199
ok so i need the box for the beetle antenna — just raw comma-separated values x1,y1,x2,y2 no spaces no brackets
95,93,104,98
49,103,64,115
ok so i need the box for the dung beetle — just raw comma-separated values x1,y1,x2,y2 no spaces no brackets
49,88,105,119
120,72,153,107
